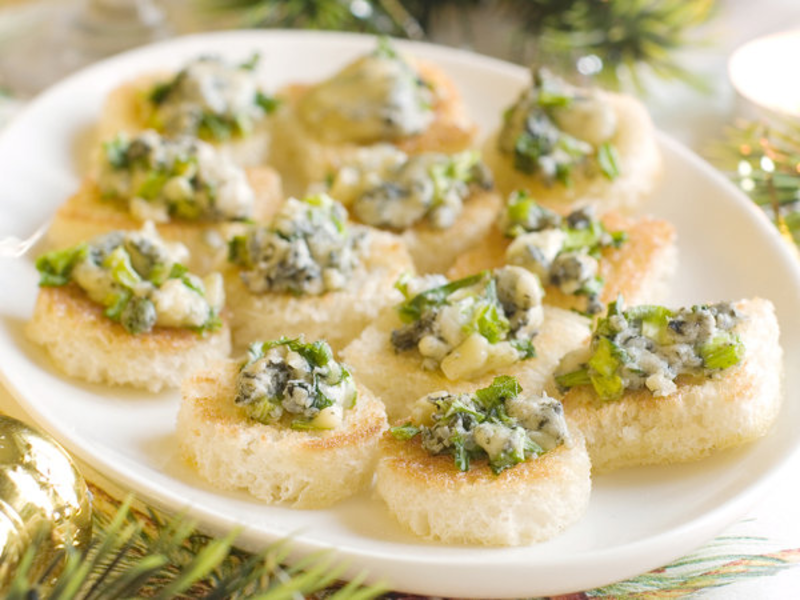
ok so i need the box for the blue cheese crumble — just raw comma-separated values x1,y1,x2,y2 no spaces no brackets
35,222,224,334
330,145,492,230
556,298,745,400
99,130,255,223
148,55,277,141
391,376,570,474
235,337,357,430
500,191,626,314
228,194,364,296
298,38,434,144
498,68,620,184
391,267,544,380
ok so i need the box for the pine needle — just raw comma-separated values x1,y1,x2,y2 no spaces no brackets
4,486,385,599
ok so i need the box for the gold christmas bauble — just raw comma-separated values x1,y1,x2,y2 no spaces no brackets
0,415,92,590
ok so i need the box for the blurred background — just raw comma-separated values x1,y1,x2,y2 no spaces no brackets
0,0,797,140
0,0,745,94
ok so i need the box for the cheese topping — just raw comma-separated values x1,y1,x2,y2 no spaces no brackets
498,68,620,184
99,130,255,223
228,194,365,296
391,376,570,474
35,223,224,334
148,55,277,141
235,337,357,430
298,38,434,144
391,267,544,380
501,191,626,314
556,299,745,400
330,145,492,229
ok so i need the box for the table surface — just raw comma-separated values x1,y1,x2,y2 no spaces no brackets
2,1,800,597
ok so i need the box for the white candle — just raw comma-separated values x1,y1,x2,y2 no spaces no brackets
729,29,800,119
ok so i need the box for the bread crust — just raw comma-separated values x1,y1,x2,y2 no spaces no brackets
270,59,478,194
340,305,590,422
483,92,662,215
177,360,388,508
26,285,231,392
560,298,783,472
96,72,272,167
375,428,591,545
448,212,678,310
46,168,283,274
224,228,414,352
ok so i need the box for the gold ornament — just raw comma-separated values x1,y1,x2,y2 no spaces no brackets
0,415,92,590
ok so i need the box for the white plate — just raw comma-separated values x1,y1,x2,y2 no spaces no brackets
1,31,799,598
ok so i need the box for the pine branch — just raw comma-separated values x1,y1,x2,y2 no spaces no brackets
503,0,715,92
190,0,713,92
195,0,422,38
6,484,387,599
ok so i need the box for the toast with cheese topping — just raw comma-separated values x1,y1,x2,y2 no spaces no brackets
557,298,782,472
376,427,590,545
224,228,414,352
484,93,661,215
177,360,387,508
97,71,273,168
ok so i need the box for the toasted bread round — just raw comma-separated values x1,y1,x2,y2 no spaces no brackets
560,298,783,472
483,93,661,215
340,306,590,422
46,167,283,274
177,360,387,508
448,212,678,311
26,285,231,392
271,60,477,194
224,229,414,352
375,428,591,545
97,73,271,167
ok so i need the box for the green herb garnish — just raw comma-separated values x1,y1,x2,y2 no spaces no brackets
392,376,555,474
35,244,88,287
557,300,745,401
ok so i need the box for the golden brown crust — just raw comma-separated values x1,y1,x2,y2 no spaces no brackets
46,167,283,274
560,298,783,471
394,60,478,155
448,212,677,310
35,285,203,349
96,73,164,143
